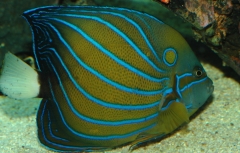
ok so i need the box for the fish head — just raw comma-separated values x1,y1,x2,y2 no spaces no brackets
155,24,214,115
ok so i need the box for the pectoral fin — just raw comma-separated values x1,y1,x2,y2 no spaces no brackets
128,102,189,151
158,101,189,134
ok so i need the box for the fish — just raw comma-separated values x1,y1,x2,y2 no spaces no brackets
1,6,214,152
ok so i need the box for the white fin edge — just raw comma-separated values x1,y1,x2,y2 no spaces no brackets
0,52,40,99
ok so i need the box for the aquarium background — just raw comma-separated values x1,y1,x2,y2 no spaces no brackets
0,0,239,152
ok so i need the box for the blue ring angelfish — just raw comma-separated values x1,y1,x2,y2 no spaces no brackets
21,6,214,152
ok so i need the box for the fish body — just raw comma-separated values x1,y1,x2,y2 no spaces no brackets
21,6,214,152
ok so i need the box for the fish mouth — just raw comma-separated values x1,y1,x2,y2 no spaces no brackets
207,79,214,94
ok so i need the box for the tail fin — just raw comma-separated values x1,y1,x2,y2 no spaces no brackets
0,52,40,99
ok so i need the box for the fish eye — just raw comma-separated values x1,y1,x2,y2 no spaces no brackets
196,70,202,77
193,66,203,77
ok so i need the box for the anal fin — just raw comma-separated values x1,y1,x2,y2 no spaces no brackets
129,133,165,151
37,98,106,152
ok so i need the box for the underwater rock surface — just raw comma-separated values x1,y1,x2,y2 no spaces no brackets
156,0,240,76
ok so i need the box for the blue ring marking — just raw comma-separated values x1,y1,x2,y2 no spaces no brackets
40,57,159,125
42,14,164,73
39,49,166,96
43,75,157,140
162,48,177,67
38,19,167,83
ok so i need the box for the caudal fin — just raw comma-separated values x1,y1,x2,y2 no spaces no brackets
0,52,40,99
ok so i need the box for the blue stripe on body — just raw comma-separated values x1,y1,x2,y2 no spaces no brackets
42,14,165,73
39,48,163,108
40,102,155,151
36,18,169,83
23,6,165,71
62,6,165,24
40,57,159,125
133,14,151,29
32,21,52,48
87,10,162,62
33,11,164,70
46,11,163,66
33,25,47,47
39,47,165,96
40,100,99,151
40,59,157,138
32,20,167,96
33,22,52,43
47,111,69,142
